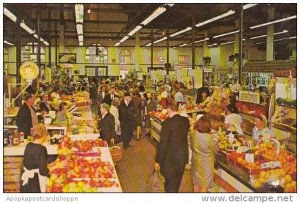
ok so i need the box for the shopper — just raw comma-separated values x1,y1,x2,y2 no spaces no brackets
174,88,184,104
144,92,157,136
53,102,68,125
119,92,135,149
191,115,218,192
224,104,243,134
98,85,107,105
137,81,145,93
16,94,38,139
99,103,116,146
39,93,51,114
154,101,189,192
20,124,49,193
110,97,121,136
252,115,275,143
104,86,119,106
132,89,143,140
89,82,99,115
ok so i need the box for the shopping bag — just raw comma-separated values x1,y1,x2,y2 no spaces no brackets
145,170,165,192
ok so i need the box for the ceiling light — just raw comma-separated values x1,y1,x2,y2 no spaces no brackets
43,41,49,46
243,4,257,10
164,4,175,7
115,42,121,46
250,15,296,29
20,20,34,35
145,43,152,47
208,43,218,47
79,41,83,46
78,35,83,42
289,36,296,39
87,9,91,14
195,10,235,27
4,7,17,22
179,43,187,47
250,30,288,39
172,47,176,49
75,4,84,23
195,37,210,44
4,40,14,46
255,41,265,45
154,37,167,44
128,25,142,36
76,24,83,35
141,7,166,26
120,36,129,43
220,41,235,45
170,27,192,37
33,33,38,39
213,30,240,39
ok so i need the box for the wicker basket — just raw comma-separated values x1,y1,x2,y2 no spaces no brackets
109,146,123,162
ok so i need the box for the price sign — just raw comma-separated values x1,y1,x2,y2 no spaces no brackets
239,91,260,104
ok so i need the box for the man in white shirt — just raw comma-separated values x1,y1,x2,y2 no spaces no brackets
174,89,184,103
224,104,243,134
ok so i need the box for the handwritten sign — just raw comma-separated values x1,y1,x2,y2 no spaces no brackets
239,91,260,104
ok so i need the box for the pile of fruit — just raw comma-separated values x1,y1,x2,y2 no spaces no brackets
47,156,119,192
148,110,168,121
252,169,296,192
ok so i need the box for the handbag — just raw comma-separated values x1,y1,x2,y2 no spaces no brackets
145,170,165,192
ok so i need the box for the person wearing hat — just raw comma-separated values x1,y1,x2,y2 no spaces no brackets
224,104,243,135
99,103,116,146
16,94,38,139
252,114,275,144
119,92,135,149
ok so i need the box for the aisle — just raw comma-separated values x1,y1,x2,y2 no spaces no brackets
115,132,193,192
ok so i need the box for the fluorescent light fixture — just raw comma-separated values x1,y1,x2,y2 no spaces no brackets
154,37,167,44
289,36,296,39
208,43,218,47
128,25,142,36
141,7,166,26
195,10,235,27
255,41,265,45
20,21,34,35
213,30,240,39
79,41,83,46
4,40,14,45
78,35,83,42
4,7,17,22
195,37,210,44
243,4,257,10
220,41,235,45
250,15,296,29
179,43,187,47
145,43,152,47
33,33,38,39
170,27,192,37
115,42,121,46
172,47,176,49
43,41,49,46
75,4,84,23
76,24,83,35
164,4,174,7
250,30,288,40
120,36,129,43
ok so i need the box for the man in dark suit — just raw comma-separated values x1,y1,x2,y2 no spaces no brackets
154,101,190,192
16,94,38,139
104,86,119,106
99,103,116,146
119,92,134,149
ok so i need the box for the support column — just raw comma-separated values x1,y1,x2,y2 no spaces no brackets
266,7,275,61
238,4,243,83
167,29,169,64
16,18,21,83
48,8,51,67
55,22,58,67
203,31,208,57
37,5,41,75
233,20,239,75
151,29,154,68
59,4,65,53
192,8,195,69
135,32,140,71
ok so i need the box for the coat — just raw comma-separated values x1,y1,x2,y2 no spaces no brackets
132,95,143,126
20,142,49,193
103,94,119,106
119,100,135,130
99,112,116,145
155,114,189,174
16,103,33,139
109,105,120,134
145,98,157,128
39,101,50,114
